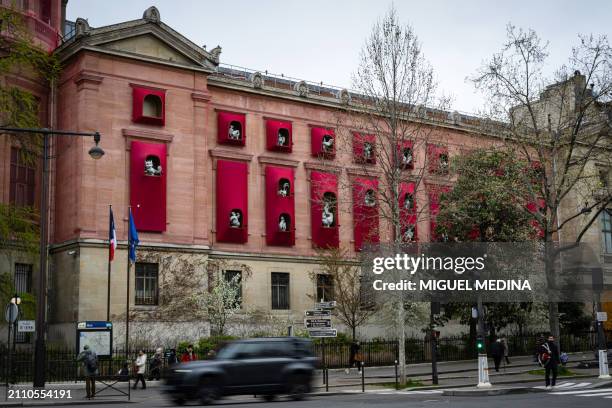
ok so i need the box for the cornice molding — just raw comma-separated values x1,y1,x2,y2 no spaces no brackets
209,149,254,163
73,71,104,92
346,167,382,178
303,161,342,174
122,128,174,143
257,156,300,168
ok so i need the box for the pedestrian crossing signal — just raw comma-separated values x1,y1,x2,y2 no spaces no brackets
476,335,485,350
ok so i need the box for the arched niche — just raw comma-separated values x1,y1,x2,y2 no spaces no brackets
142,94,163,118
279,213,291,232
277,128,290,146
322,192,337,228
229,209,243,228
144,154,162,176
228,121,243,140
278,178,291,197
322,134,334,152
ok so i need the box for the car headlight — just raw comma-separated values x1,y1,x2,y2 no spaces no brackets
174,369,193,373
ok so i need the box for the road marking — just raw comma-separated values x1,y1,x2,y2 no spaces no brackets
550,389,612,395
577,392,612,397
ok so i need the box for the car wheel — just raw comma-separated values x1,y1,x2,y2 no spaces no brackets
287,374,309,401
262,394,277,402
199,376,221,405
172,397,186,406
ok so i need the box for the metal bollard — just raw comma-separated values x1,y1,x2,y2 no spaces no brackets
325,368,329,392
361,362,365,392
394,360,399,390
322,366,326,385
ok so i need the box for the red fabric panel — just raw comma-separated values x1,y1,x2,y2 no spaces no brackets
130,141,167,232
399,182,418,242
353,132,376,164
310,171,339,248
265,166,295,246
428,184,450,242
132,86,166,126
216,160,248,243
218,111,246,146
266,119,293,152
311,127,336,159
396,140,414,169
352,178,380,251
427,144,449,174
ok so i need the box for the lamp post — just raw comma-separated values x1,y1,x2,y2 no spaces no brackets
10,294,21,384
5,294,20,390
0,127,104,387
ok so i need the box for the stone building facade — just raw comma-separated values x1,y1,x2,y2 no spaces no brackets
1,5,610,347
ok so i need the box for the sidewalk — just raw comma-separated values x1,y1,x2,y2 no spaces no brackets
0,351,608,406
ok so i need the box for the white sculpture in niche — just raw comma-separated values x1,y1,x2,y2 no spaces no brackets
439,153,449,170
402,148,413,166
228,122,241,140
279,214,290,232
144,156,162,176
363,142,373,161
322,135,334,153
278,180,290,197
364,189,376,207
322,203,334,227
403,226,415,242
277,129,289,146
229,210,242,228
403,193,414,210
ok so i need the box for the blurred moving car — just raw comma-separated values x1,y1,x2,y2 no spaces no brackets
163,337,318,405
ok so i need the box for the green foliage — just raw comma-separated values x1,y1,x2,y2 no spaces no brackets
558,303,591,334
436,149,534,242
528,367,574,376
0,272,36,319
0,203,39,255
197,335,237,356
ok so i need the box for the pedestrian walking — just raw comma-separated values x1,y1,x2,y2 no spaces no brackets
346,340,362,374
76,345,98,399
133,350,147,390
501,338,511,364
149,348,163,380
538,334,561,389
181,344,198,363
490,338,504,372
166,348,179,365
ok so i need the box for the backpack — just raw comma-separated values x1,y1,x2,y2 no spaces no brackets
560,352,569,365
538,343,551,367
84,351,98,371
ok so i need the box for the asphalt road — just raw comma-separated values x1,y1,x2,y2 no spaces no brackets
21,387,612,408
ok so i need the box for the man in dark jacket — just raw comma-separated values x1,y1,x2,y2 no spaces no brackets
490,338,504,372
540,334,561,388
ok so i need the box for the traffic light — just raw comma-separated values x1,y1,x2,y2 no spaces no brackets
476,335,485,352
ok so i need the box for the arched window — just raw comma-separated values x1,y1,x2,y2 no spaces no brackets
363,142,374,161
229,209,243,228
277,128,290,146
364,189,376,207
322,192,337,227
278,178,291,197
144,154,162,176
228,121,242,140
402,147,413,167
322,134,334,153
439,153,449,171
142,94,163,118
279,213,291,232
403,193,415,210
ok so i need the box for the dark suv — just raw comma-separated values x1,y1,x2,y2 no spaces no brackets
163,337,318,405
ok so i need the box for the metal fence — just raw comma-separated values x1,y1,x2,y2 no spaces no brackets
0,331,606,382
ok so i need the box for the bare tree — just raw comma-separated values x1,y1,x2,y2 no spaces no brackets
309,248,378,340
330,6,452,385
473,26,612,342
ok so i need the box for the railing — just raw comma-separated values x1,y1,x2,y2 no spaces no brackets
0,331,606,382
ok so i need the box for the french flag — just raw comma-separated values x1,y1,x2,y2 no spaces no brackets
109,207,117,262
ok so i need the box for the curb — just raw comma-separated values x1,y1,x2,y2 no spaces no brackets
442,387,544,396
2,399,134,407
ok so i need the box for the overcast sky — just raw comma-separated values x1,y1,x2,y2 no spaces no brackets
66,0,612,115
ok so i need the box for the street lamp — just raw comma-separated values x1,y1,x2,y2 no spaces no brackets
0,127,104,387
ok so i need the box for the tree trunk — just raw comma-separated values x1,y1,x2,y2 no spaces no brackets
398,301,406,385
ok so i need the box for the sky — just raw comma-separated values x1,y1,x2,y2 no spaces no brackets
66,0,612,115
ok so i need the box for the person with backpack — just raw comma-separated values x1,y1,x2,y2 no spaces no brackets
76,345,98,399
539,334,561,389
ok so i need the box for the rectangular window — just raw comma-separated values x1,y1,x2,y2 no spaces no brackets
271,272,290,310
224,270,242,308
10,147,36,207
135,262,159,305
603,209,612,254
14,263,33,343
316,274,334,302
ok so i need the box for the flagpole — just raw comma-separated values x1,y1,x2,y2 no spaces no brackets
107,204,112,322
125,206,131,362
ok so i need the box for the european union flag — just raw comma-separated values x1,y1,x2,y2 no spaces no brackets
128,207,139,263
